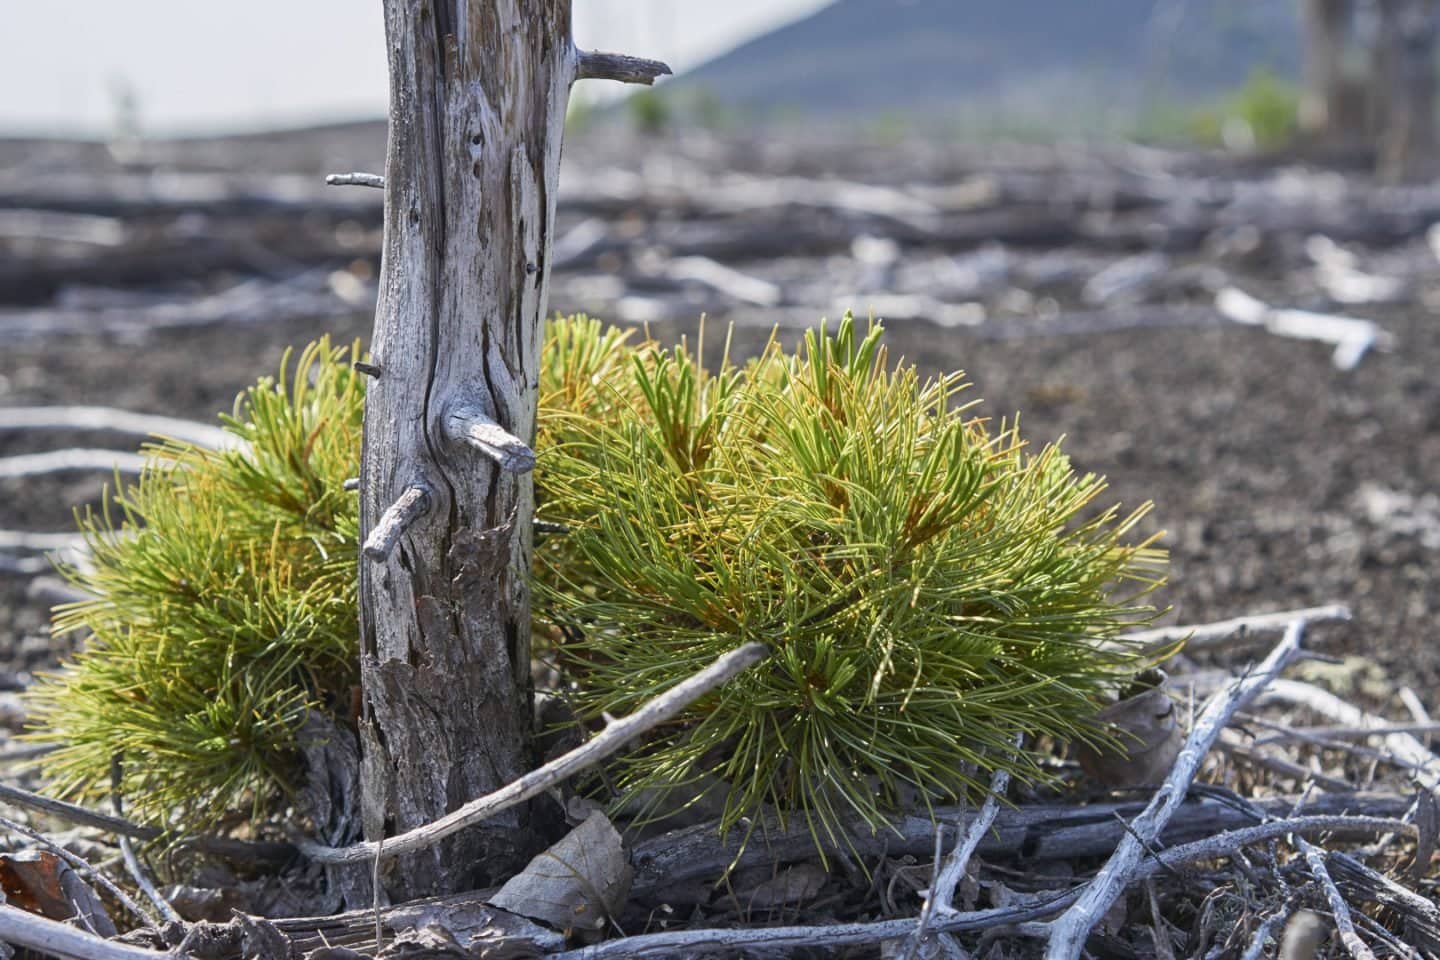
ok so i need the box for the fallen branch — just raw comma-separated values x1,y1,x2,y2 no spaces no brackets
1215,286,1393,371
0,449,147,479
1120,604,1351,652
1298,835,1376,960
1256,678,1440,789
0,811,153,930
299,642,770,865
1218,731,1355,792
0,903,165,960
663,256,782,306
905,737,1017,959
1254,719,1440,746
0,782,293,863
558,814,1410,959
0,269,371,341
1326,850,1440,954
0,531,89,552
628,789,1408,900
0,406,235,450
1043,618,1310,960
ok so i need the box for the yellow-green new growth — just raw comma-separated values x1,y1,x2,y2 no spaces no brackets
26,316,1166,847
26,339,365,828
535,314,1167,849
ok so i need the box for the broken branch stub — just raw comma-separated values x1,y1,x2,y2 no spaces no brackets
444,403,536,473
358,1,668,899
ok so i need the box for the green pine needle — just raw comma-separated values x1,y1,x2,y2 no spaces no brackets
25,338,364,828
534,313,1167,849
25,316,1167,849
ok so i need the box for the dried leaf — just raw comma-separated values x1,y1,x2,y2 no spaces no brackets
1077,675,1182,788
162,883,247,923
739,863,829,910
0,850,115,937
488,811,631,939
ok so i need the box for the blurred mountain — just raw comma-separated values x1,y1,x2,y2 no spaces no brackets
663,0,1302,131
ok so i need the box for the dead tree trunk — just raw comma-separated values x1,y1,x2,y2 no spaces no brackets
1374,0,1440,181
1300,0,1354,140
358,1,667,899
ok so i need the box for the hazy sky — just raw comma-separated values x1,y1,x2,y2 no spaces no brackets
1,1,831,137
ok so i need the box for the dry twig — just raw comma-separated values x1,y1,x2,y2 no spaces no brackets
299,642,769,865
0,903,165,960
557,814,1409,959
1257,679,1440,788
1043,618,1311,960
1298,835,1376,960
1121,604,1350,652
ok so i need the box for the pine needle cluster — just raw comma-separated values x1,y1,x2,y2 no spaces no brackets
25,339,365,829
25,316,1165,844
534,314,1167,847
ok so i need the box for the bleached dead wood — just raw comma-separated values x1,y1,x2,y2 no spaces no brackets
0,170,380,218
1215,286,1393,371
0,904,163,960
1254,720,1440,744
1299,834,1377,960
299,642,768,866
0,270,371,341
904,738,1018,959
353,0,674,898
325,172,385,189
0,782,293,864
664,256,782,306
626,790,1408,900
0,811,149,930
1255,678,1440,788
1326,851,1440,954
361,483,432,562
443,406,537,473
0,449,147,479
0,531,86,552
574,50,672,85
556,814,1410,960
1306,235,1409,304
1081,252,1171,305
1218,730,1357,792
1,406,234,450
0,209,126,247
1121,604,1351,652
1043,618,1310,960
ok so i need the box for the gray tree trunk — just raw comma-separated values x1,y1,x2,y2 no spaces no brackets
1375,0,1439,181
358,1,666,899
1300,0,1353,139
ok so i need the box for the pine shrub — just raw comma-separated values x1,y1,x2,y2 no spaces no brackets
26,316,1165,843
25,339,364,828
535,314,1166,847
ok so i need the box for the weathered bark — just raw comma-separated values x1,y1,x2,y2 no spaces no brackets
1300,0,1354,139
1374,0,1440,182
358,1,666,898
